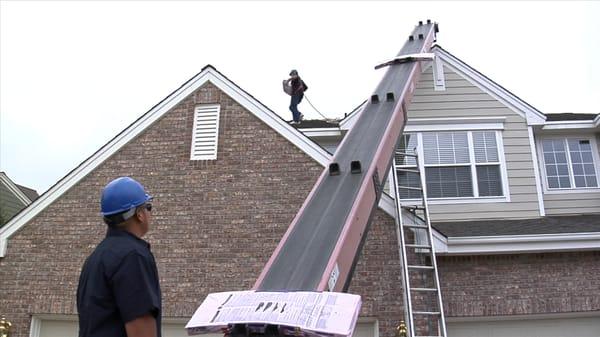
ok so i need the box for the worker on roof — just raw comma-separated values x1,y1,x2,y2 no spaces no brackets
282,69,308,124
77,177,162,337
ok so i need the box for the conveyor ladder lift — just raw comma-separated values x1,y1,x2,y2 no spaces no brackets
392,150,447,337
185,20,444,337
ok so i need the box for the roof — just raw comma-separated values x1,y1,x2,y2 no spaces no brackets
545,113,599,122
433,214,600,237
0,65,400,258
291,119,339,129
15,184,39,202
0,65,332,257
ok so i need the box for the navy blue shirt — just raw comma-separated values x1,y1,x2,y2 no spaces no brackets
77,227,162,337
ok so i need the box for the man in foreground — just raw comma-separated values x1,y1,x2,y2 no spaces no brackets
77,177,161,337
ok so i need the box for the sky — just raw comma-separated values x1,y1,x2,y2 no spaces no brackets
1,1,599,194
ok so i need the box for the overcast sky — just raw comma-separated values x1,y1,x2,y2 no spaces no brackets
1,1,599,194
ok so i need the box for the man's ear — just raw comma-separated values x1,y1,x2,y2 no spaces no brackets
135,208,144,222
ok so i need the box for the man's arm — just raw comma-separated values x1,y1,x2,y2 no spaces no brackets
125,314,157,337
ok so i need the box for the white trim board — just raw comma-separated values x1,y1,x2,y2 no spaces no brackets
543,120,599,130
435,232,600,255
446,311,600,322
298,128,343,138
0,66,332,257
527,126,546,216
0,172,32,206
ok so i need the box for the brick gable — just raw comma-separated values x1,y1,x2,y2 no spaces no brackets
0,81,407,336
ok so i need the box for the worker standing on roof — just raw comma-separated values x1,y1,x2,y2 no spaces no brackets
282,69,308,124
77,177,161,337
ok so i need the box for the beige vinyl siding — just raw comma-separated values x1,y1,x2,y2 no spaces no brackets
0,182,29,225
406,66,540,222
541,132,600,215
544,192,600,214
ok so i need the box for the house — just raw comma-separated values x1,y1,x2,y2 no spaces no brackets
1,39,599,337
0,172,39,227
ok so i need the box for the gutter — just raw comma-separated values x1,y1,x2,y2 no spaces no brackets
434,232,600,255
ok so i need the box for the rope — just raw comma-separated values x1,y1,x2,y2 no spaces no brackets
303,95,337,123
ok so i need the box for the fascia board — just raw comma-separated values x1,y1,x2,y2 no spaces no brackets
542,121,598,130
433,47,546,126
0,67,332,257
298,128,342,138
437,232,600,255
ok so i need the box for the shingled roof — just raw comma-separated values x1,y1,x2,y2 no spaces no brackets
433,214,600,237
545,113,598,121
291,119,340,129
15,184,39,202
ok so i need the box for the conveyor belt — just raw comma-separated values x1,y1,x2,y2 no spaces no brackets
255,21,438,292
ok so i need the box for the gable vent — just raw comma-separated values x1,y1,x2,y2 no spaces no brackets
190,104,220,160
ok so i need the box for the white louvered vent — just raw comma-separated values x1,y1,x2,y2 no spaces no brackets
190,104,220,160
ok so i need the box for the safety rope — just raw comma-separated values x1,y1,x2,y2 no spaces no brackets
303,95,338,123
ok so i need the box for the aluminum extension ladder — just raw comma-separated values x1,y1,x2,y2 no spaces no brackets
391,151,447,337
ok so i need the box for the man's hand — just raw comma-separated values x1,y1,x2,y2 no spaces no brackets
125,314,157,337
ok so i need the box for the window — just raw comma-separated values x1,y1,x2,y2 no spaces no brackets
395,134,421,199
190,105,220,160
395,131,504,199
541,138,598,189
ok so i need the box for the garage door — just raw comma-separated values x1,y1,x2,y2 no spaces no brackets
448,316,600,337
33,317,377,337
33,318,196,337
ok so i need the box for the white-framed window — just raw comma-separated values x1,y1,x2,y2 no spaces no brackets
190,104,220,160
395,130,507,200
540,137,599,190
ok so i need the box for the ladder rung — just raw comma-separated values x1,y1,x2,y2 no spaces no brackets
405,244,432,249
407,265,434,270
413,311,441,315
402,224,429,229
402,205,425,210
398,186,423,191
411,287,438,292
396,152,418,157
396,168,420,174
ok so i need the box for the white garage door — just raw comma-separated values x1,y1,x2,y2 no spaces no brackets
34,317,377,337
448,316,600,337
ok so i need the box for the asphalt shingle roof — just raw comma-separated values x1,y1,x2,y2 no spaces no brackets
432,214,600,237
545,113,598,121
292,119,340,128
16,184,39,202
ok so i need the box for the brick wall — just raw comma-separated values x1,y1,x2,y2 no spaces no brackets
0,82,405,337
2,80,599,337
438,252,600,317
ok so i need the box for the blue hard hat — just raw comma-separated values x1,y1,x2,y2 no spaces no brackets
100,177,152,216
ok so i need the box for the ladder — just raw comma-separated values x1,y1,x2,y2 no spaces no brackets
391,150,447,337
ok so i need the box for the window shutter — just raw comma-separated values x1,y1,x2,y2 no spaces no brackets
190,105,220,160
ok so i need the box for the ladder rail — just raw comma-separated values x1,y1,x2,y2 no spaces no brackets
393,148,447,337
391,157,415,337
415,152,448,337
